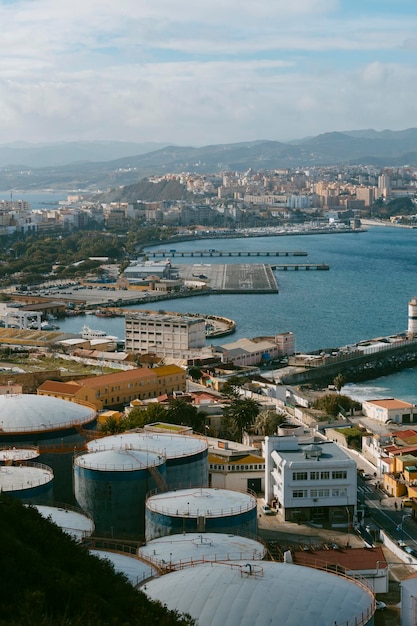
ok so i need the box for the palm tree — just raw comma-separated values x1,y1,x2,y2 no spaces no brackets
224,397,260,440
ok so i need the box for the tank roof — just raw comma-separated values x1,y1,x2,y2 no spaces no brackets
75,448,165,472
90,550,158,586
144,561,375,626
139,533,265,566
87,432,207,460
146,488,256,518
0,462,53,493
0,446,39,461
0,394,95,434
32,505,94,541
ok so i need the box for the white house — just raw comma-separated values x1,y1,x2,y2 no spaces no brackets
263,436,357,526
362,398,417,425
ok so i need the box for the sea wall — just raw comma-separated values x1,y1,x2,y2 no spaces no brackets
281,340,417,387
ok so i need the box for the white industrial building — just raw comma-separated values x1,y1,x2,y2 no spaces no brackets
263,436,357,525
362,398,417,425
125,311,206,357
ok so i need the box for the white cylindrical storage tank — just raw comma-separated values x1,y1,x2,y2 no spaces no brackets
90,550,158,587
87,432,208,490
0,461,54,503
144,561,376,626
139,532,266,568
74,448,166,538
408,297,417,336
277,423,304,437
0,446,39,463
32,504,95,541
145,488,257,541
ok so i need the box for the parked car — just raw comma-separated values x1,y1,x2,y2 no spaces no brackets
404,546,417,558
375,600,386,610
261,504,273,515
403,498,413,507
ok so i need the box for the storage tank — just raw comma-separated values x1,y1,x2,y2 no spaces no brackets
87,432,208,490
0,461,54,503
277,423,304,437
145,488,257,541
139,532,266,569
90,550,158,587
74,448,166,538
32,504,95,541
0,446,39,463
144,561,376,626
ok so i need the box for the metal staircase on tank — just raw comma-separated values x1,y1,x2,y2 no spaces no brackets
147,464,168,492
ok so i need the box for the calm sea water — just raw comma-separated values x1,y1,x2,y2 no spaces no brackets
56,226,417,402
0,191,68,210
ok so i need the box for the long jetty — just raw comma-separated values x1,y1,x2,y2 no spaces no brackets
271,263,329,271
148,249,308,258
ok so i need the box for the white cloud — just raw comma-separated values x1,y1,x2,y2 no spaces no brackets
0,0,415,143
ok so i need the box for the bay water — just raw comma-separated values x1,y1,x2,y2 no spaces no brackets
54,225,417,402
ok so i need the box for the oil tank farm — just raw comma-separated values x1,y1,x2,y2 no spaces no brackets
0,446,39,463
139,532,266,569
145,488,257,541
74,448,166,538
0,461,54,503
31,504,95,541
0,394,97,503
143,561,376,626
87,432,208,489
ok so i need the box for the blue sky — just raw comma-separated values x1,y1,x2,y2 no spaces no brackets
0,0,416,145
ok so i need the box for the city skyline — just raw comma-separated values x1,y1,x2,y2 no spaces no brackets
1,1,417,145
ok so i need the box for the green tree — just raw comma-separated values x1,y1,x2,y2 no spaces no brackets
122,403,168,430
224,397,260,440
333,373,346,393
254,409,286,436
166,398,206,432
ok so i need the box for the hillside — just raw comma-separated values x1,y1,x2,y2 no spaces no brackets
0,496,193,626
1,128,417,191
96,178,195,203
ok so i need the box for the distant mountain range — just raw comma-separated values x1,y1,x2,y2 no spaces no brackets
1,129,417,192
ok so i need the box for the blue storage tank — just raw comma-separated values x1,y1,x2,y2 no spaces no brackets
87,432,208,490
145,488,257,541
74,448,166,539
0,461,54,503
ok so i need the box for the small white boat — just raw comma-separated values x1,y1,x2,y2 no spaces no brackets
81,325,107,340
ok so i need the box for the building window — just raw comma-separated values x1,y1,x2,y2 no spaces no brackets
293,472,308,481
310,471,319,480
318,489,330,497
332,488,347,497
332,471,347,480
293,490,307,498
310,489,318,497
320,471,330,480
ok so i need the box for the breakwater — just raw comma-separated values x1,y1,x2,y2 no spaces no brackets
281,338,417,387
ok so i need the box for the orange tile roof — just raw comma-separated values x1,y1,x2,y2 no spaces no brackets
38,380,82,395
77,367,155,387
366,398,414,409
392,430,417,439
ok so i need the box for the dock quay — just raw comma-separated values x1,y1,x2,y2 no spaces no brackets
271,263,329,271
148,249,308,258
177,263,279,293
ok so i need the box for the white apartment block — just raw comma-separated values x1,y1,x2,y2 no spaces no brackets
362,398,417,425
263,436,357,526
125,312,206,358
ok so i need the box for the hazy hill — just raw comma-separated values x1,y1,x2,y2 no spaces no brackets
1,129,417,191
0,141,169,167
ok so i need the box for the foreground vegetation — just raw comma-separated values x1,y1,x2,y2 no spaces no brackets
0,496,193,626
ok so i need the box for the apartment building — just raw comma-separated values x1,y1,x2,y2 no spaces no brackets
263,436,357,525
37,364,186,410
125,311,206,357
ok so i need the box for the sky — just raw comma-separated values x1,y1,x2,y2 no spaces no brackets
1,0,417,146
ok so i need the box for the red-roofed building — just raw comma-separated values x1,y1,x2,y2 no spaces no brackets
293,546,388,593
363,398,417,425
38,364,186,410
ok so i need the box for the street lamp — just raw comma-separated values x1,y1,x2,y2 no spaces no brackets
397,513,412,546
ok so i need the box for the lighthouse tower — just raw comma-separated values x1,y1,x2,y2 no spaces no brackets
408,297,417,336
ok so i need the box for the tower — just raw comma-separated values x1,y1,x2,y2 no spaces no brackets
408,297,417,336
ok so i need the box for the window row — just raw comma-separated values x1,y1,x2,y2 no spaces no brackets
293,488,348,498
292,471,347,481
209,464,265,471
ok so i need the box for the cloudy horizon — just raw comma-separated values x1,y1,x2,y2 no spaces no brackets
0,0,416,145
